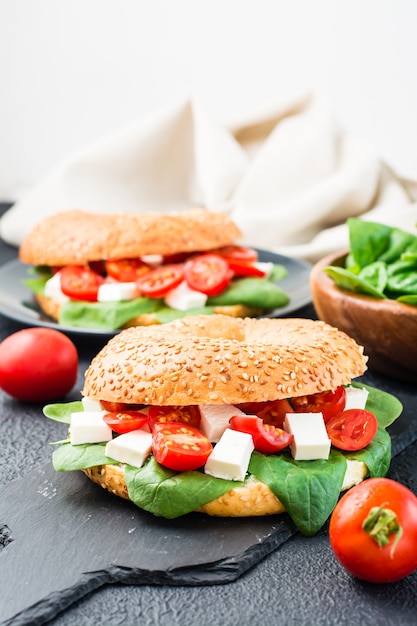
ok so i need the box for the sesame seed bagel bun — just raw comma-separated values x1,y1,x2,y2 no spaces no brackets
19,208,242,266
82,315,368,406
81,315,369,518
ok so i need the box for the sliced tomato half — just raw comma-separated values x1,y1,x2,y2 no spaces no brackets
60,265,105,302
215,245,258,263
184,254,233,296
326,408,378,451
227,259,267,277
229,414,293,454
148,405,201,430
237,399,294,429
100,400,146,412
291,386,347,423
152,423,212,471
103,411,148,434
105,258,152,282
135,264,184,298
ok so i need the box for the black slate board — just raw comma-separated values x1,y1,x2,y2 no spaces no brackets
2,393,417,626
0,464,297,626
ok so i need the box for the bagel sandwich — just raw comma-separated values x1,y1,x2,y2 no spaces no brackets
44,315,402,536
19,208,290,331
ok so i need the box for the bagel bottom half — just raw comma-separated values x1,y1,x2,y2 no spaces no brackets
36,293,262,328
83,459,367,517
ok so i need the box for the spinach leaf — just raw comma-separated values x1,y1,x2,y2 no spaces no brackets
268,264,288,282
23,276,50,296
378,228,416,263
324,266,385,298
207,276,289,308
348,218,392,269
386,260,417,295
249,450,347,536
326,218,417,303
125,456,239,518
344,427,391,478
43,401,83,424
52,442,117,471
351,382,402,428
59,297,163,330
358,262,387,292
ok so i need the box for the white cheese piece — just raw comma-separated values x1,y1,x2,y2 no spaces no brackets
283,412,331,460
105,429,153,468
70,411,112,445
81,396,103,412
164,281,208,311
344,385,369,410
140,254,163,266
199,404,246,443
204,428,254,481
254,261,274,278
97,281,138,302
44,272,70,303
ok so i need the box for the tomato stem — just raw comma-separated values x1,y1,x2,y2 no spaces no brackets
362,505,403,556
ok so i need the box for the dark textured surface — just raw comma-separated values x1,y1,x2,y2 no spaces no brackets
1,202,417,626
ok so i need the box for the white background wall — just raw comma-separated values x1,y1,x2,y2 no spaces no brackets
1,0,416,201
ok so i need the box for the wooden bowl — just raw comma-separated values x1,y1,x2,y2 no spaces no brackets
310,251,417,383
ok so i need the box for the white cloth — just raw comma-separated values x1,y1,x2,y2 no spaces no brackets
1,91,416,262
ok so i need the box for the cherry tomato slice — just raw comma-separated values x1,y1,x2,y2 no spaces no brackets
105,258,152,282
162,252,194,264
291,386,346,423
88,260,105,275
227,259,266,277
103,411,148,434
135,264,184,298
60,265,105,302
326,408,378,451
229,414,293,454
215,245,258,263
184,254,234,296
152,423,213,471
100,400,146,412
236,399,294,429
148,405,201,430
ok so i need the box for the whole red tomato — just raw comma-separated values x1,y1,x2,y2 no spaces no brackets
0,328,78,402
329,478,417,583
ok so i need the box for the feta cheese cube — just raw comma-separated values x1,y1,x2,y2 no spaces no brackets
70,411,112,445
44,272,70,303
105,430,153,468
204,428,254,481
97,282,138,302
140,254,163,266
254,261,274,278
344,386,369,411
164,281,208,311
284,412,331,460
81,396,103,412
199,404,246,443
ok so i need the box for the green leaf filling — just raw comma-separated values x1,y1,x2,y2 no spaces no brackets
326,218,417,303
125,457,239,518
59,298,163,330
52,442,117,471
44,384,402,534
249,450,347,536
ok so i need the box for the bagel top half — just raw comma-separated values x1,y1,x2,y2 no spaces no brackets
82,315,368,406
19,207,242,266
